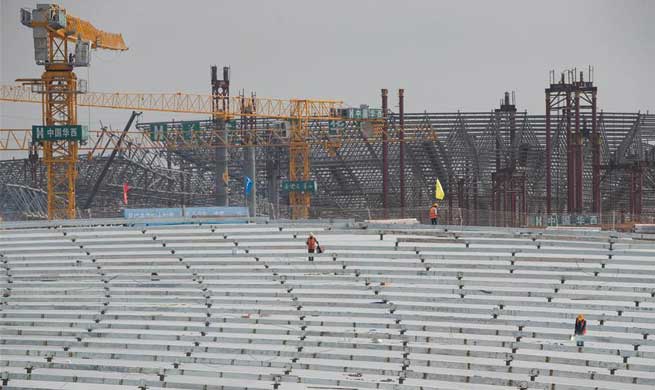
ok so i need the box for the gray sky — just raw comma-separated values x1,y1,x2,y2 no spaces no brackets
1,0,654,138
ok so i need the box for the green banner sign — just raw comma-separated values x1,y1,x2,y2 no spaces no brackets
282,180,317,193
328,121,347,136
182,121,200,140
32,125,88,144
148,122,168,141
149,121,202,141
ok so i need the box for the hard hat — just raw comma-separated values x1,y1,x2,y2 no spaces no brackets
577,314,584,320
309,232,314,237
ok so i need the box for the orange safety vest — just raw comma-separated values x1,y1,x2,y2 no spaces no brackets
429,206,438,219
306,236,318,250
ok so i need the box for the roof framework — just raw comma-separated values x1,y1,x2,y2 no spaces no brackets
1,110,654,222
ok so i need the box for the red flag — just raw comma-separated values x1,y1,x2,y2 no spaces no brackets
123,182,130,205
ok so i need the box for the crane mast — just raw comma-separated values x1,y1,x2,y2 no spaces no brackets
289,100,311,219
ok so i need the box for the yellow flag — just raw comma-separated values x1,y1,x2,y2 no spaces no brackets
435,179,445,200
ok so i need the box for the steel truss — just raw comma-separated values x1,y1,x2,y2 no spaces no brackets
1,108,654,222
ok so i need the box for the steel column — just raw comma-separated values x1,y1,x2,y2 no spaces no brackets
491,173,497,226
381,89,389,218
591,90,600,212
566,90,574,214
472,178,478,225
211,65,230,206
574,90,583,213
448,175,453,224
630,165,643,220
399,89,405,218
545,94,552,215
457,178,464,225
521,175,527,226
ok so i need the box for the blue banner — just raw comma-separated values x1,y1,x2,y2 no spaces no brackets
244,176,253,197
124,208,183,218
184,207,248,217
124,206,249,219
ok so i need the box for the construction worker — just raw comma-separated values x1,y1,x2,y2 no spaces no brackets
306,233,320,261
574,314,587,347
429,203,438,225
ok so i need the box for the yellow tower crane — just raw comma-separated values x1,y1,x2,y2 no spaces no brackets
19,4,127,219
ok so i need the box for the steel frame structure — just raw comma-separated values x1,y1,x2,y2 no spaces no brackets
1,108,653,222
2,70,655,222
545,69,598,215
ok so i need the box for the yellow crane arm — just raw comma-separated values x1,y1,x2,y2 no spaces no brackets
0,129,33,151
0,85,342,119
22,4,127,51
60,13,127,51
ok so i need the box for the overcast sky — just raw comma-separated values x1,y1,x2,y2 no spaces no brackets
1,0,654,136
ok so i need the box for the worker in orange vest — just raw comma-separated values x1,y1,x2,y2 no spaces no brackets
429,203,438,225
306,233,320,261
574,314,587,347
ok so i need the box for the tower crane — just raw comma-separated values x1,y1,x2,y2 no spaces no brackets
18,3,127,219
